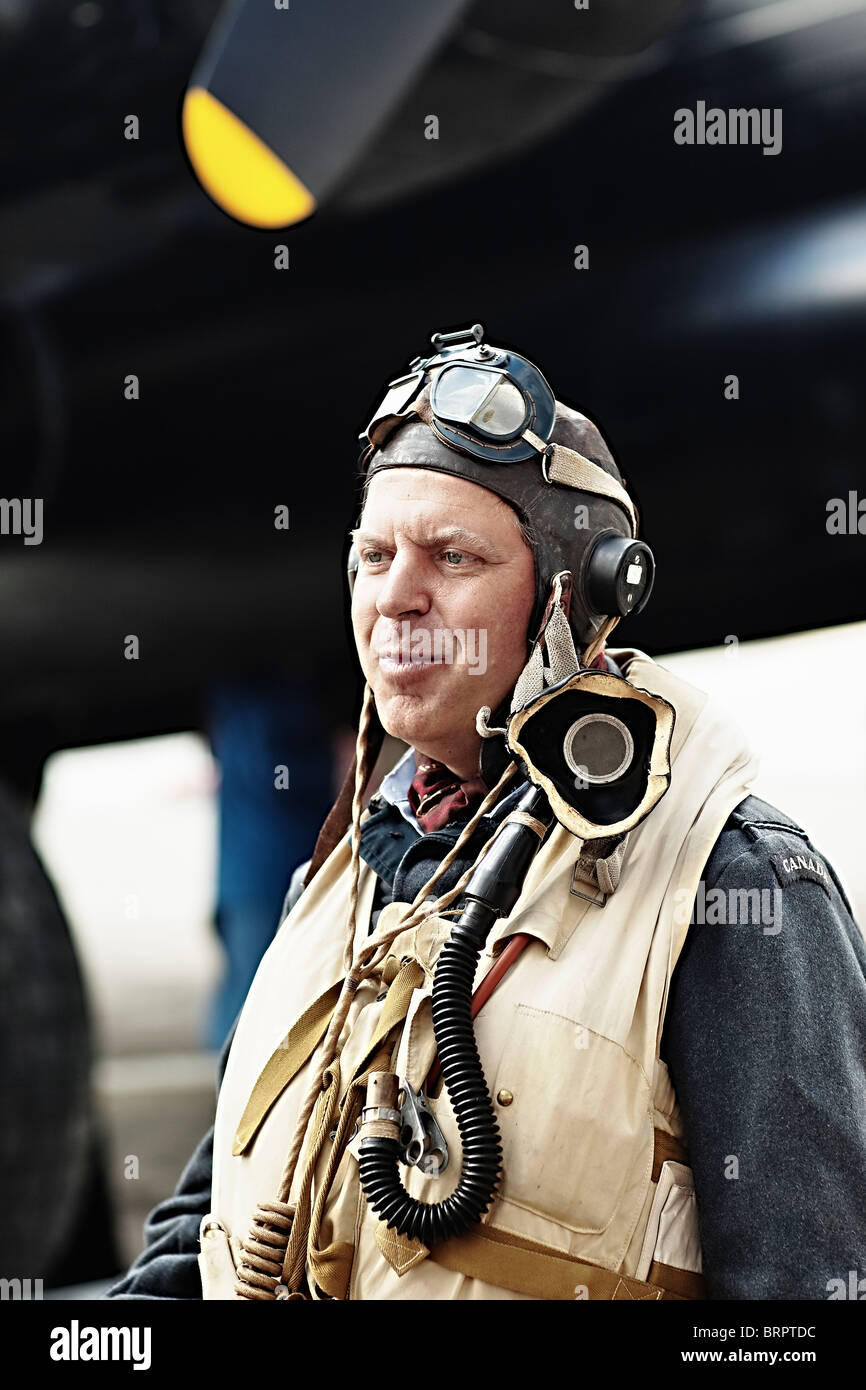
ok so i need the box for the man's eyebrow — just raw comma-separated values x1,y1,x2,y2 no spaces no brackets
350,528,386,548
427,526,503,554
351,525,506,557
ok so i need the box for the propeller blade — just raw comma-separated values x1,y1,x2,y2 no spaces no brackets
183,0,472,228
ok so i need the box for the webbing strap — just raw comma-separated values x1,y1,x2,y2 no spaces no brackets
429,1222,705,1301
232,982,343,1156
363,959,425,1068
539,438,638,536
301,964,425,1297
308,1040,397,1300
650,1259,707,1300
652,1127,688,1180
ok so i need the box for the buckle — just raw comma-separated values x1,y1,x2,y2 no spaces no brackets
521,427,554,482
569,864,607,908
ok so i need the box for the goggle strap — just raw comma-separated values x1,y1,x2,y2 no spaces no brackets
365,400,424,455
532,437,638,537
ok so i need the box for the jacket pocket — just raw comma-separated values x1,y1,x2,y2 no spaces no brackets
491,1003,653,1237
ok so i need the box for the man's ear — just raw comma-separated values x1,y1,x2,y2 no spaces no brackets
347,538,360,597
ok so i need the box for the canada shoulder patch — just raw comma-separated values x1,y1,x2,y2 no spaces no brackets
769,848,831,897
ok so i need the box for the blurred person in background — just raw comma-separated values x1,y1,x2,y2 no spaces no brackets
206,679,334,1050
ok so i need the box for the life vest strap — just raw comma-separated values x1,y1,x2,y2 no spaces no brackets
429,1221,706,1301
652,1126,688,1180
232,981,342,1155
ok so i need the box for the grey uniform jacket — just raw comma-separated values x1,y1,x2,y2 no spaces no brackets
106,791,866,1301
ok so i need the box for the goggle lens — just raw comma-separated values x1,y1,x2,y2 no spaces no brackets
471,378,527,436
433,366,528,439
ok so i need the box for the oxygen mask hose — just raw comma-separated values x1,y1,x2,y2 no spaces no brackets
358,781,553,1243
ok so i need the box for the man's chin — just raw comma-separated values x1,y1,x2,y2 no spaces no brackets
373,684,454,748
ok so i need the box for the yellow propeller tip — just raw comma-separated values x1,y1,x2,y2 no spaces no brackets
182,87,316,229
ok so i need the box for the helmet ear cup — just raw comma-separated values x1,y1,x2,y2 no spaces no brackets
584,534,655,619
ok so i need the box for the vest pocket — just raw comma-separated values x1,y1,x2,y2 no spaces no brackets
634,1159,702,1282
491,1003,653,1238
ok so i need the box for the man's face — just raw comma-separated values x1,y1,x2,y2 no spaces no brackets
351,467,536,779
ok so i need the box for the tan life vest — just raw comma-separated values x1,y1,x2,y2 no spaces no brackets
202,649,759,1300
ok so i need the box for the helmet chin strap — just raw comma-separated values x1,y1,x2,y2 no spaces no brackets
512,575,620,711
583,614,620,668
475,574,620,741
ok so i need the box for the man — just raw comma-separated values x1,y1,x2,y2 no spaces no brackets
108,325,866,1301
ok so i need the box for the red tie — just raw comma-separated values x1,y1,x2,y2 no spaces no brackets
408,760,488,833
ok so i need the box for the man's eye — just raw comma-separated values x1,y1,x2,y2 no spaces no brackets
362,549,385,565
442,550,468,566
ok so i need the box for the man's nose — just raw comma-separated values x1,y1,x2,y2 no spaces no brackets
375,550,430,619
